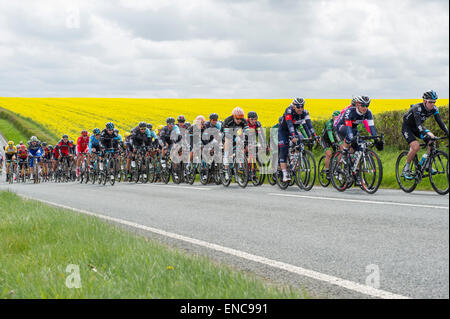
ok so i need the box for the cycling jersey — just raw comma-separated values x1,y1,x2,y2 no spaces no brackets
321,118,341,150
403,103,448,138
77,136,90,154
203,121,223,144
89,135,100,153
130,128,151,149
55,140,73,157
223,115,249,131
100,129,119,150
279,106,315,137
17,148,28,160
335,105,377,144
4,145,17,155
160,125,181,146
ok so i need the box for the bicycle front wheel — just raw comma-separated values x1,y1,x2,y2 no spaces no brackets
317,155,331,187
395,151,418,193
360,150,383,194
330,151,349,192
429,150,449,195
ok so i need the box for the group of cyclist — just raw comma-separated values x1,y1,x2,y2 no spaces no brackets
2,89,448,187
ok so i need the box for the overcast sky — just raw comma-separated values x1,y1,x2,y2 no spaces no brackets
0,0,448,98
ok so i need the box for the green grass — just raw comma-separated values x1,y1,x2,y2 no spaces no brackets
0,191,306,299
0,118,29,144
0,107,58,145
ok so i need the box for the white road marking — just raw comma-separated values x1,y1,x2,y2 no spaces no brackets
17,194,410,299
269,193,449,210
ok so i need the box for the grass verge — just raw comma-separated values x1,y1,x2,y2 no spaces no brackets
0,118,29,144
0,107,58,145
0,191,305,299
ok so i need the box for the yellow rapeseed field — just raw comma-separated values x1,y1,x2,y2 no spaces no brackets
0,97,448,139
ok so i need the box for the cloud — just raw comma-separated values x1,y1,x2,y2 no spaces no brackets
0,0,448,98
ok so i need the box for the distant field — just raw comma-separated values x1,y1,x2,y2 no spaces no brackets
0,97,448,140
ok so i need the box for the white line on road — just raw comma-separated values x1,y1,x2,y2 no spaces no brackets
269,193,449,210
146,184,212,191
17,194,410,299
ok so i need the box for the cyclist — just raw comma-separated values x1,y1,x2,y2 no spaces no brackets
17,144,29,179
401,90,449,179
3,141,17,182
188,115,207,164
278,98,307,182
127,122,152,179
177,115,188,130
335,96,383,165
114,128,122,143
89,128,101,168
100,122,119,152
246,111,264,181
320,111,342,179
159,117,183,178
222,107,249,180
55,135,74,173
76,130,90,177
27,136,43,178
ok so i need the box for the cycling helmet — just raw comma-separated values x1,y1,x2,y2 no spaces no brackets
81,129,88,135
106,122,114,130
166,117,175,125
48,145,53,150
69,140,74,144
177,115,186,123
292,98,305,108
42,142,47,147
423,90,438,101
351,96,371,107
8,141,14,146
62,134,69,139
20,145,26,150
93,128,101,135
209,113,219,120
185,122,191,128
147,123,153,130
30,136,38,142
332,110,341,117
232,107,245,119
139,121,147,128
195,115,205,124
247,111,258,119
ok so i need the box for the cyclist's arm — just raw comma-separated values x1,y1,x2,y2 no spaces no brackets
433,109,449,136
326,120,335,143
303,112,316,137
365,111,377,137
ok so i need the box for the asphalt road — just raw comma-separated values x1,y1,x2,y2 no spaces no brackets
0,175,448,299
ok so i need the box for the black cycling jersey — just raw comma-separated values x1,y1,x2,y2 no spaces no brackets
279,106,315,137
403,103,448,137
100,129,119,149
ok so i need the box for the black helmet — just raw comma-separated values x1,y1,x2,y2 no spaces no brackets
166,117,175,124
423,90,438,101
177,115,186,123
114,128,119,134
185,122,191,128
139,121,147,128
62,134,69,139
42,142,47,147
247,111,258,119
106,122,114,130
209,113,219,120
93,128,101,135
48,145,53,150
351,96,371,107
147,123,153,130
292,97,305,108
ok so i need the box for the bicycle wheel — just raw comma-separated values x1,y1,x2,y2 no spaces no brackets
302,150,316,191
213,164,221,185
294,152,309,190
318,155,331,187
395,151,418,193
330,151,349,192
235,160,249,188
107,158,116,186
220,164,233,187
429,150,449,195
359,150,383,194
148,157,156,183
199,163,210,185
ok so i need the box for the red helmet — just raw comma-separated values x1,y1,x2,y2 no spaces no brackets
81,129,88,136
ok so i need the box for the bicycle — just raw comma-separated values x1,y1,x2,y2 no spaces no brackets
220,144,249,188
274,138,316,191
330,135,384,194
317,142,340,188
99,148,117,186
396,137,449,195
30,155,42,184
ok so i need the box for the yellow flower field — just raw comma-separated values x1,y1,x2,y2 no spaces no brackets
0,97,448,139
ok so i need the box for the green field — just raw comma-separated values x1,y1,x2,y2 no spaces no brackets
0,191,306,299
